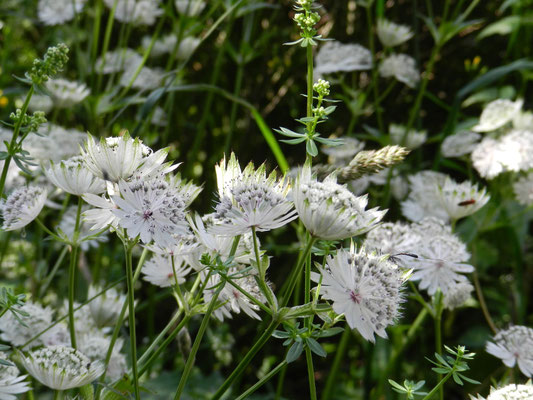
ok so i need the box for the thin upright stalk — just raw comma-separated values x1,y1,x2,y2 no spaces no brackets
281,237,317,308
321,327,350,400
472,270,497,334
305,44,313,164
365,5,384,133
305,347,317,400
252,226,275,308
124,239,140,399
53,390,64,400
235,361,287,400
434,293,444,400
67,197,83,349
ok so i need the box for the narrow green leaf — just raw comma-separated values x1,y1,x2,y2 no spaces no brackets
286,341,304,363
306,337,327,358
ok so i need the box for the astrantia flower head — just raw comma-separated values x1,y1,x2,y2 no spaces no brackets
293,165,386,240
470,382,533,400
473,99,523,132
20,345,104,390
104,0,163,25
513,172,533,206
0,301,54,348
486,325,533,377
95,48,142,74
436,177,490,221
379,54,420,88
443,281,474,310
87,285,126,328
212,153,297,236
322,137,365,166
81,133,172,182
112,177,189,246
389,123,427,149
38,0,87,25
314,245,405,342
142,253,192,288
377,19,414,47
441,131,481,158
28,124,87,164
1,186,47,231
401,171,449,222
120,63,163,90
175,0,206,16
363,221,421,265
44,78,90,108
0,352,31,400
315,42,372,76
78,334,127,382
46,156,105,196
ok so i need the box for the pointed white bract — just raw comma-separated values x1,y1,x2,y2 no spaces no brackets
436,177,490,221
0,352,31,400
389,123,427,149
175,0,206,16
103,0,163,25
212,154,297,236
315,42,372,76
1,186,47,231
38,0,86,25
473,99,523,132
379,54,420,88
486,326,533,377
44,78,90,108
20,346,104,390
142,253,192,288
441,131,481,158
293,165,386,240
377,19,414,47
314,245,405,343
46,156,106,196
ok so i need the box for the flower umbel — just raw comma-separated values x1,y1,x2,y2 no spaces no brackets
1,186,47,231
486,325,533,377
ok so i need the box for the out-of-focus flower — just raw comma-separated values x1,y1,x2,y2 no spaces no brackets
87,285,125,328
389,123,426,149
175,0,206,16
486,325,533,377
1,186,47,231
28,94,53,113
104,0,163,25
38,0,87,26
441,131,481,158
0,352,31,400
379,54,420,88
44,78,90,108
377,19,414,47
58,205,108,250
120,63,163,90
95,48,142,74
401,171,449,222
470,382,533,400
315,42,372,76
46,156,106,196
436,177,490,221
443,281,474,310
0,302,54,348
322,137,365,166
142,253,192,288
78,333,127,382
472,99,523,132
514,172,533,206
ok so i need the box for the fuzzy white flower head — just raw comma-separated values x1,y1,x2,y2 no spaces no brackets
46,156,106,196
1,186,47,231
514,173,533,206
364,221,421,266
436,177,490,221
28,124,87,164
473,99,523,132
501,130,533,171
95,48,142,74
471,137,507,179
120,63,163,90
38,0,87,25
294,165,386,240
175,0,206,15
441,131,481,158
28,94,53,113
112,177,189,246
58,205,108,250
443,281,474,310
401,171,449,222
82,193,119,231
78,334,127,382
44,78,90,108
212,154,297,236
389,123,426,149
322,137,365,166
513,110,533,130
104,0,163,25
315,42,372,76
486,326,533,377
142,253,192,288
21,346,104,390
377,19,414,47
81,133,171,182
87,286,126,328
379,54,420,88
470,382,533,400
0,301,54,348
314,245,405,342
0,352,31,400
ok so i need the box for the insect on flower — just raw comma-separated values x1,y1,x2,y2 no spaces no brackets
457,199,476,206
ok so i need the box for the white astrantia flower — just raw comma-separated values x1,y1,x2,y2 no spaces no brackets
486,325,533,377
120,63,164,90
513,110,533,130
377,19,414,47
212,154,297,236
204,270,266,322
143,35,200,60
44,78,90,108
363,221,421,266
471,136,507,179
95,48,142,74
176,36,201,60
322,137,365,166
443,281,474,310
389,123,427,149
293,165,386,240
0,301,54,348
112,177,189,246
314,245,405,343
81,133,173,182
441,131,481,158
46,156,106,196
0,352,31,400
82,193,119,231
470,382,533,400
28,124,87,164
514,173,533,206
436,177,490,221
58,205,108,250
78,334,127,382
175,0,205,16
104,0,163,25
38,0,87,25
315,42,372,76
1,186,47,231
501,129,533,172
379,54,420,88
20,346,104,390
28,94,53,113
87,285,126,328
401,171,449,222
472,99,523,132
142,253,192,288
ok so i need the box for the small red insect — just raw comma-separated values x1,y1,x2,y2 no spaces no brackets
458,199,476,206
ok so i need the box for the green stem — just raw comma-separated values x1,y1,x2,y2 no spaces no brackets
0,85,34,198
124,239,140,400
96,0,118,92
40,245,69,296
33,218,62,241
53,390,64,400
235,361,287,400
434,293,444,400
365,5,384,133
211,318,281,400
251,226,275,309
420,370,455,400
226,277,272,316
321,327,350,400
67,244,79,349
472,270,497,334
173,282,225,400
305,347,317,400
306,43,314,165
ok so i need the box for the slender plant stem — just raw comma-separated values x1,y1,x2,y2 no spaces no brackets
274,360,288,400
420,370,455,400
321,327,350,400
251,226,275,309
96,0,118,92
211,318,281,400
472,270,497,334
53,390,64,400
434,293,444,400
67,244,79,349
39,245,69,297
305,347,318,400
365,5,384,133
226,277,272,316
124,239,140,399
281,237,317,307
305,43,314,164
173,282,225,400
235,361,287,400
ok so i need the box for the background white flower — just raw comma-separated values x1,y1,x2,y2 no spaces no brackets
486,325,533,377
1,186,47,231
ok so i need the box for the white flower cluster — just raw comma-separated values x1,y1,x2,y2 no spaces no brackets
470,382,533,400
44,78,90,108
104,0,163,25
0,302,55,348
315,41,372,76
377,19,413,48
0,352,31,400
441,131,481,158
389,123,427,150
486,325,533,377
0,186,47,231
95,48,142,74
314,245,405,342
38,0,87,26
175,0,206,16
379,54,420,88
